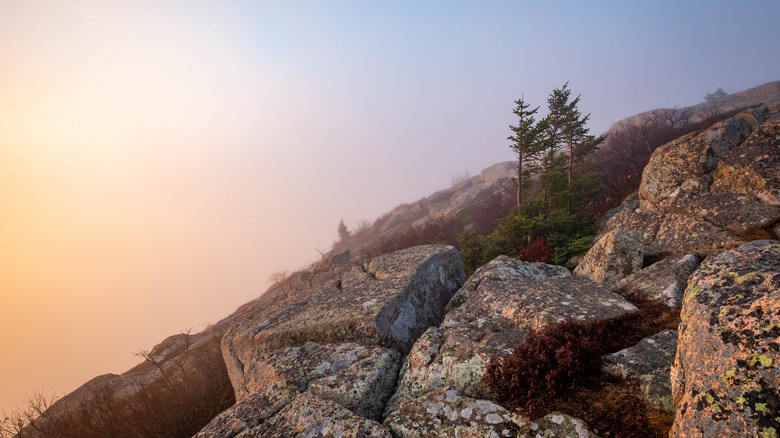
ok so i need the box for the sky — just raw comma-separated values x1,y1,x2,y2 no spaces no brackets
1,0,779,416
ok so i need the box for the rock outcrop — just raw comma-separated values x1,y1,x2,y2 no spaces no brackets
616,253,700,308
581,106,780,294
383,255,635,435
27,84,780,438
222,245,465,400
384,389,529,438
197,245,465,437
573,228,644,289
670,240,780,437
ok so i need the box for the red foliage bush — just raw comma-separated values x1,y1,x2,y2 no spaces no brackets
485,318,607,416
516,236,552,262
485,289,680,418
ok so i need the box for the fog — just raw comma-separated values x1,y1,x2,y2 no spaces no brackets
1,0,779,415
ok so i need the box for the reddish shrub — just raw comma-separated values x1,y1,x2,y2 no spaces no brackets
485,289,680,436
516,236,553,262
485,318,608,416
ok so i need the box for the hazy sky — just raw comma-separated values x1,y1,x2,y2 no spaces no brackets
1,0,779,415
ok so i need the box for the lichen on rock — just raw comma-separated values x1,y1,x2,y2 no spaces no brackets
602,330,678,411
386,256,637,415
384,389,530,438
670,240,780,437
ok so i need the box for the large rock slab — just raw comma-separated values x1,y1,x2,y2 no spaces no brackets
193,385,296,438
670,240,780,437
196,343,400,436
384,389,530,438
259,392,393,437
223,245,465,400
603,330,678,411
639,108,766,208
573,228,644,288
386,256,638,414
616,253,700,307
594,108,780,266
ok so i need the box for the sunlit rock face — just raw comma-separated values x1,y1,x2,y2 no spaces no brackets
670,240,780,438
584,105,780,290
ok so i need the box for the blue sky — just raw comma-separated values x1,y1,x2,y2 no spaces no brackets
1,0,778,415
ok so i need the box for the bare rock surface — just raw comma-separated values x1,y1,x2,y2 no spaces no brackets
196,343,398,437
257,392,393,438
384,389,530,438
573,228,643,288
385,256,637,414
308,347,400,421
193,386,295,438
670,240,780,437
596,107,780,267
616,253,700,307
223,245,465,400
603,330,678,411
530,412,600,438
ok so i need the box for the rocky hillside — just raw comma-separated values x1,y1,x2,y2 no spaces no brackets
15,91,780,438
202,104,780,437
605,81,780,134
341,161,515,254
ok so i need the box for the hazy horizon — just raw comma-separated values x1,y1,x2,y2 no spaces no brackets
2,1,779,416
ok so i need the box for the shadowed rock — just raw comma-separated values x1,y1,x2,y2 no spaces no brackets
603,330,678,411
616,253,700,307
670,240,780,437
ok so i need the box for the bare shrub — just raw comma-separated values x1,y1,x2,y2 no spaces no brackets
1,333,234,438
592,107,744,217
359,216,464,259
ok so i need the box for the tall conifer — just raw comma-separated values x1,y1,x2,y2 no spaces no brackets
508,95,544,208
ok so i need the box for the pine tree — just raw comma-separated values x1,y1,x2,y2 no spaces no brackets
508,95,544,208
337,219,351,241
539,83,572,204
552,88,605,212
561,95,605,189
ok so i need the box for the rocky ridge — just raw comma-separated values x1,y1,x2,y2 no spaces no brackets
23,87,780,438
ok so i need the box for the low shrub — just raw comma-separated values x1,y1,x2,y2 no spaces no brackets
485,289,680,433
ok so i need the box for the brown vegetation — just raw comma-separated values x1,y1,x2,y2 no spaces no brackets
359,216,464,260
1,334,234,438
484,289,680,437
592,107,744,217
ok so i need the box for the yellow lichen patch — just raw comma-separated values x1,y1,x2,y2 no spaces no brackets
749,352,774,368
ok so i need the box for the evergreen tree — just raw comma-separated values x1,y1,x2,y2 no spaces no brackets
337,219,351,241
508,95,544,208
540,83,572,203
561,95,605,190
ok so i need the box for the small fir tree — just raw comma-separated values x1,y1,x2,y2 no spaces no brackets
508,95,544,208
337,219,351,241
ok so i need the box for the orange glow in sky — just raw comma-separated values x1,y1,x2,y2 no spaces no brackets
2,0,779,417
